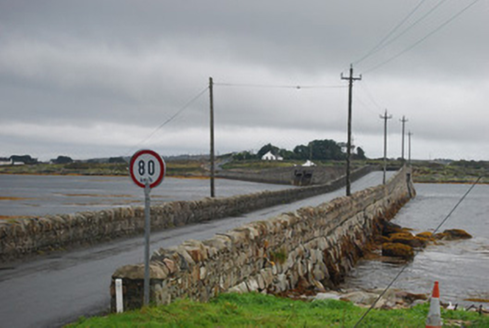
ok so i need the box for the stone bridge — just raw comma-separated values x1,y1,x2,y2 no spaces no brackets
110,166,415,310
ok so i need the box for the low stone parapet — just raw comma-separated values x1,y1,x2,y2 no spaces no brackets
0,166,377,262
111,166,415,311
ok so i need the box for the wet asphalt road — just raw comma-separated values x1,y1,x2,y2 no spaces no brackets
0,171,391,328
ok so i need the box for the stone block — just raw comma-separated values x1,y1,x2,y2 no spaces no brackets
246,278,259,292
228,281,249,294
112,263,168,280
182,239,208,263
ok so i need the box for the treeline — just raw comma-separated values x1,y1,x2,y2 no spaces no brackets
233,139,366,161
1,155,128,165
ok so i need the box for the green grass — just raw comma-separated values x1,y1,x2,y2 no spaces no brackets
67,293,489,327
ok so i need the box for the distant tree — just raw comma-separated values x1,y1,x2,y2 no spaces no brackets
9,155,38,164
257,143,280,159
278,148,294,160
108,157,126,163
354,147,367,160
233,151,256,161
308,139,344,160
52,156,73,164
293,145,310,160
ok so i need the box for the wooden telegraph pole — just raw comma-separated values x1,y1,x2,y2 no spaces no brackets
400,116,408,162
341,65,362,196
408,131,413,165
380,110,392,184
209,77,215,198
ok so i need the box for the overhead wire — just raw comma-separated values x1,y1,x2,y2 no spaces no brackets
362,0,481,74
358,82,385,112
353,0,429,66
358,0,449,67
214,82,346,89
353,175,483,327
126,86,209,156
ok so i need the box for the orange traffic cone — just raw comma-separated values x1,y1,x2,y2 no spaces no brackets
426,281,442,328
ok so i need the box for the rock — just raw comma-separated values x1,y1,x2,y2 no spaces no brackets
388,233,428,248
340,291,379,305
434,229,472,240
395,290,428,304
313,292,342,301
381,242,414,260
112,263,168,280
416,231,434,240
381,220,404,236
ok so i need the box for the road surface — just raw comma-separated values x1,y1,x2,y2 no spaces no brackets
0,171,392,328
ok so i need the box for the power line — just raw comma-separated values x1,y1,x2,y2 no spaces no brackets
361,0,449,65
214,82,346,89
353,93,379,116
353,0,429,66
362,0,481,74
126,86,209,156
358,82,384,111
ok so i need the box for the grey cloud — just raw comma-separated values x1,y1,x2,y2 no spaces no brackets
1,0,488,160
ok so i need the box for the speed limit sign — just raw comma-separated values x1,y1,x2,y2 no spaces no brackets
129,149,165,189
129,149,165,305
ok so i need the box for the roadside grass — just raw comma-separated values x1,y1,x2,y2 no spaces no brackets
67,292,489,327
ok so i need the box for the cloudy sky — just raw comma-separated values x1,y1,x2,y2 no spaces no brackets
1,0,488,161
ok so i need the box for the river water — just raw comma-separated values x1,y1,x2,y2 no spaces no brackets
343,183,489,307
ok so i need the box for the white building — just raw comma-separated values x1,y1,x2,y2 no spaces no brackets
261,151,283,161
302,160,316,167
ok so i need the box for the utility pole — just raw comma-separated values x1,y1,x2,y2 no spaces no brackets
341,64,362,196
209,77,215,198
408,131,413,165
400,116,408,163
380,109,392,184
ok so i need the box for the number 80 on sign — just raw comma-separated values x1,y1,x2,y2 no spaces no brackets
129,149,165,189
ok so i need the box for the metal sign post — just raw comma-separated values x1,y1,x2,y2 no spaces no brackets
129,149,165,306
143,181,151,305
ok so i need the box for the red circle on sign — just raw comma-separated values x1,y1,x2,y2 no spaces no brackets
129,149,165,188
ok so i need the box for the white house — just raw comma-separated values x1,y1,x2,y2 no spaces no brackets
261,151,283,161
302,160,316,167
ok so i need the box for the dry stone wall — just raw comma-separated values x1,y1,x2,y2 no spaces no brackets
0,166,376,262
111,166,415,311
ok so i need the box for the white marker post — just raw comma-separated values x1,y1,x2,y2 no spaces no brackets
129,149,165,306
115,278,124,313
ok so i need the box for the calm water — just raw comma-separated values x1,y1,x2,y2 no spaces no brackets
343,183,489,306
0,174,291,217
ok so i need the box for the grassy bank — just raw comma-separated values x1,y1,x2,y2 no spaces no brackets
68,293,489,327
411,161,488,184
0,160,207,177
